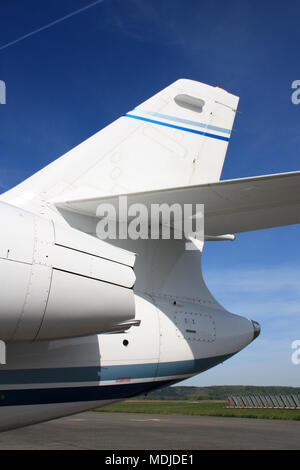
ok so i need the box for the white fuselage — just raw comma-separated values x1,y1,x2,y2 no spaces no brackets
0,224,256,431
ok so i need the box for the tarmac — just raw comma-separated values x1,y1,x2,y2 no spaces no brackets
0,411,299,450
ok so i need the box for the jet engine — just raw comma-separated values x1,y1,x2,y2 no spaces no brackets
0,202,136,342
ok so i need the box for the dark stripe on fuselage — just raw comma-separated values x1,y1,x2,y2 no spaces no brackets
0,354,234,407
0,380,173,407
0,354,232,385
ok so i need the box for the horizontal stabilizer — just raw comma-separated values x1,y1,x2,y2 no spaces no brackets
55,170,300,235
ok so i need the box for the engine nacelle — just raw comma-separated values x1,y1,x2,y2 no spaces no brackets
0,202,136,341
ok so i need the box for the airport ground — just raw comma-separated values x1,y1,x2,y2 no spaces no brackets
0,409,299,450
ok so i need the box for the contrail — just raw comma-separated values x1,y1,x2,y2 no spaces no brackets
0,0,105,51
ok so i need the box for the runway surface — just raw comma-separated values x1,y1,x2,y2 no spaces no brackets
0,411,299,450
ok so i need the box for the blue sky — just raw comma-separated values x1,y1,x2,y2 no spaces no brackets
0,0,300,386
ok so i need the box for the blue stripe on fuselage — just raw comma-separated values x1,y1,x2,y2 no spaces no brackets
133,109,231,135
125,114,230,142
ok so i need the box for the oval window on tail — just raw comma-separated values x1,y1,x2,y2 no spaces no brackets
174,94,205,113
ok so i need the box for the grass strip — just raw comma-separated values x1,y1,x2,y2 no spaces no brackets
95,400,300,420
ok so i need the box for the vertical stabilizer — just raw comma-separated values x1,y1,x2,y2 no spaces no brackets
2,79,239,211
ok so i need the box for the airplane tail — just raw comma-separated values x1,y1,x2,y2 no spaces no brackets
2,79,239,209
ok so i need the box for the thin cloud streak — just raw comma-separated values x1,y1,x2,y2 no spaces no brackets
0,0,105,51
